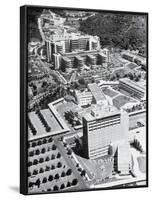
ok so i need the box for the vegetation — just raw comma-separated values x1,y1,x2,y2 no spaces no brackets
39,157,44,163
42,177,47,183
79,13,146,50
131,138,144,153
33,159,38,165
36,110,51,132
66,169,72,176
72,178,78,186
48,175,53,182
27,7,42,42
39,168,44,173
29,151,34,157
45,156,50,162
35,149,40,155
28,117,37,135
33,169,38,175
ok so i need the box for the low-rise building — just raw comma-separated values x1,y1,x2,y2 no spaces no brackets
114,141,132,175
75,90,93,106
119,78,146,99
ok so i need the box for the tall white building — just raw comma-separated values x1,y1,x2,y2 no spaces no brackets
82,105,129,159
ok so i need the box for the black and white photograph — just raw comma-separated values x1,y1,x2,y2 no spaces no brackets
20,5,148,195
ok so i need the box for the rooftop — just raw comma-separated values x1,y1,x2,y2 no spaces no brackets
119,78,145,92
83,104,119,122
88,83,106,103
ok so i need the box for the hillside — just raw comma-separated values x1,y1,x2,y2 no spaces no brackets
79,13,147,50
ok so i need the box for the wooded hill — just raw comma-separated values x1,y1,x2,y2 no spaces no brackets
79,13,147,50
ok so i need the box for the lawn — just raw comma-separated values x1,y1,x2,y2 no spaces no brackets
113,95,131,109
126,62,138,70
102,87,118,98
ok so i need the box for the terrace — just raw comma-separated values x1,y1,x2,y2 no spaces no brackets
113,95,135,109
28,99,70,141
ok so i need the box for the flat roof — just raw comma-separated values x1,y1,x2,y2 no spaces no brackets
28,99,70,141
28,109,64,140
88,83,106,103
119,78,145,92
83,105,119,122
61,50,101,58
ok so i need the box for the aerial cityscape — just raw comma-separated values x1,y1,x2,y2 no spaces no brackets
27,8,147,194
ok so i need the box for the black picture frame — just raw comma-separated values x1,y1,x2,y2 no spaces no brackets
20,5,148,195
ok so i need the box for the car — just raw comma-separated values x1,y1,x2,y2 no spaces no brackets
136,131,140,134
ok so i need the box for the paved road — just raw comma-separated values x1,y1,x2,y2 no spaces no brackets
129,111,146,128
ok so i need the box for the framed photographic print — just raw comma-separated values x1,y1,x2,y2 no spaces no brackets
20,5,148,195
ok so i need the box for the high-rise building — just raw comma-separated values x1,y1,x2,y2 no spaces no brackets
82,105,129,159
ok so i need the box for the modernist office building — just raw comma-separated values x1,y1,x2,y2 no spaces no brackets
75,83,108,107
46,34,104,69
40,10,109,70
82,105,129,159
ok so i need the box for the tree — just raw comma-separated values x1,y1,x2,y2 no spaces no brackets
33,159,38,165
67,149,72,155
78,78,85,85
57,152,61,158
48,137,53,143
41,148,46,154
51,165,55,170
61,171,66,177
53,185,59,191
57,162,62,168
66,169,72,176
37,140,42,146
54,173,60,179
42,177,47,183
66,181,71,187
128,72,134,80
45,166,50,171
28,161,32,167
51,154,55,160
43,138,47,144
29,182,33,188
39,158,44,163
33,169,38,175
81,170,86,177
60,183,65,190
42,81,48,88
32,142,36,148
52,144,57,150
35,178,41,188
29,151,34,157
72,178,78,186
35,149,40,155
39,167,44,173
46,126,51,132
48,175,53,182
45,156,50,162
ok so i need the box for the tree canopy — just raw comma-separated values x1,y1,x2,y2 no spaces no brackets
79,13,146,50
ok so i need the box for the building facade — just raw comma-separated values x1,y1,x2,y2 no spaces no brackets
82,105,129,159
